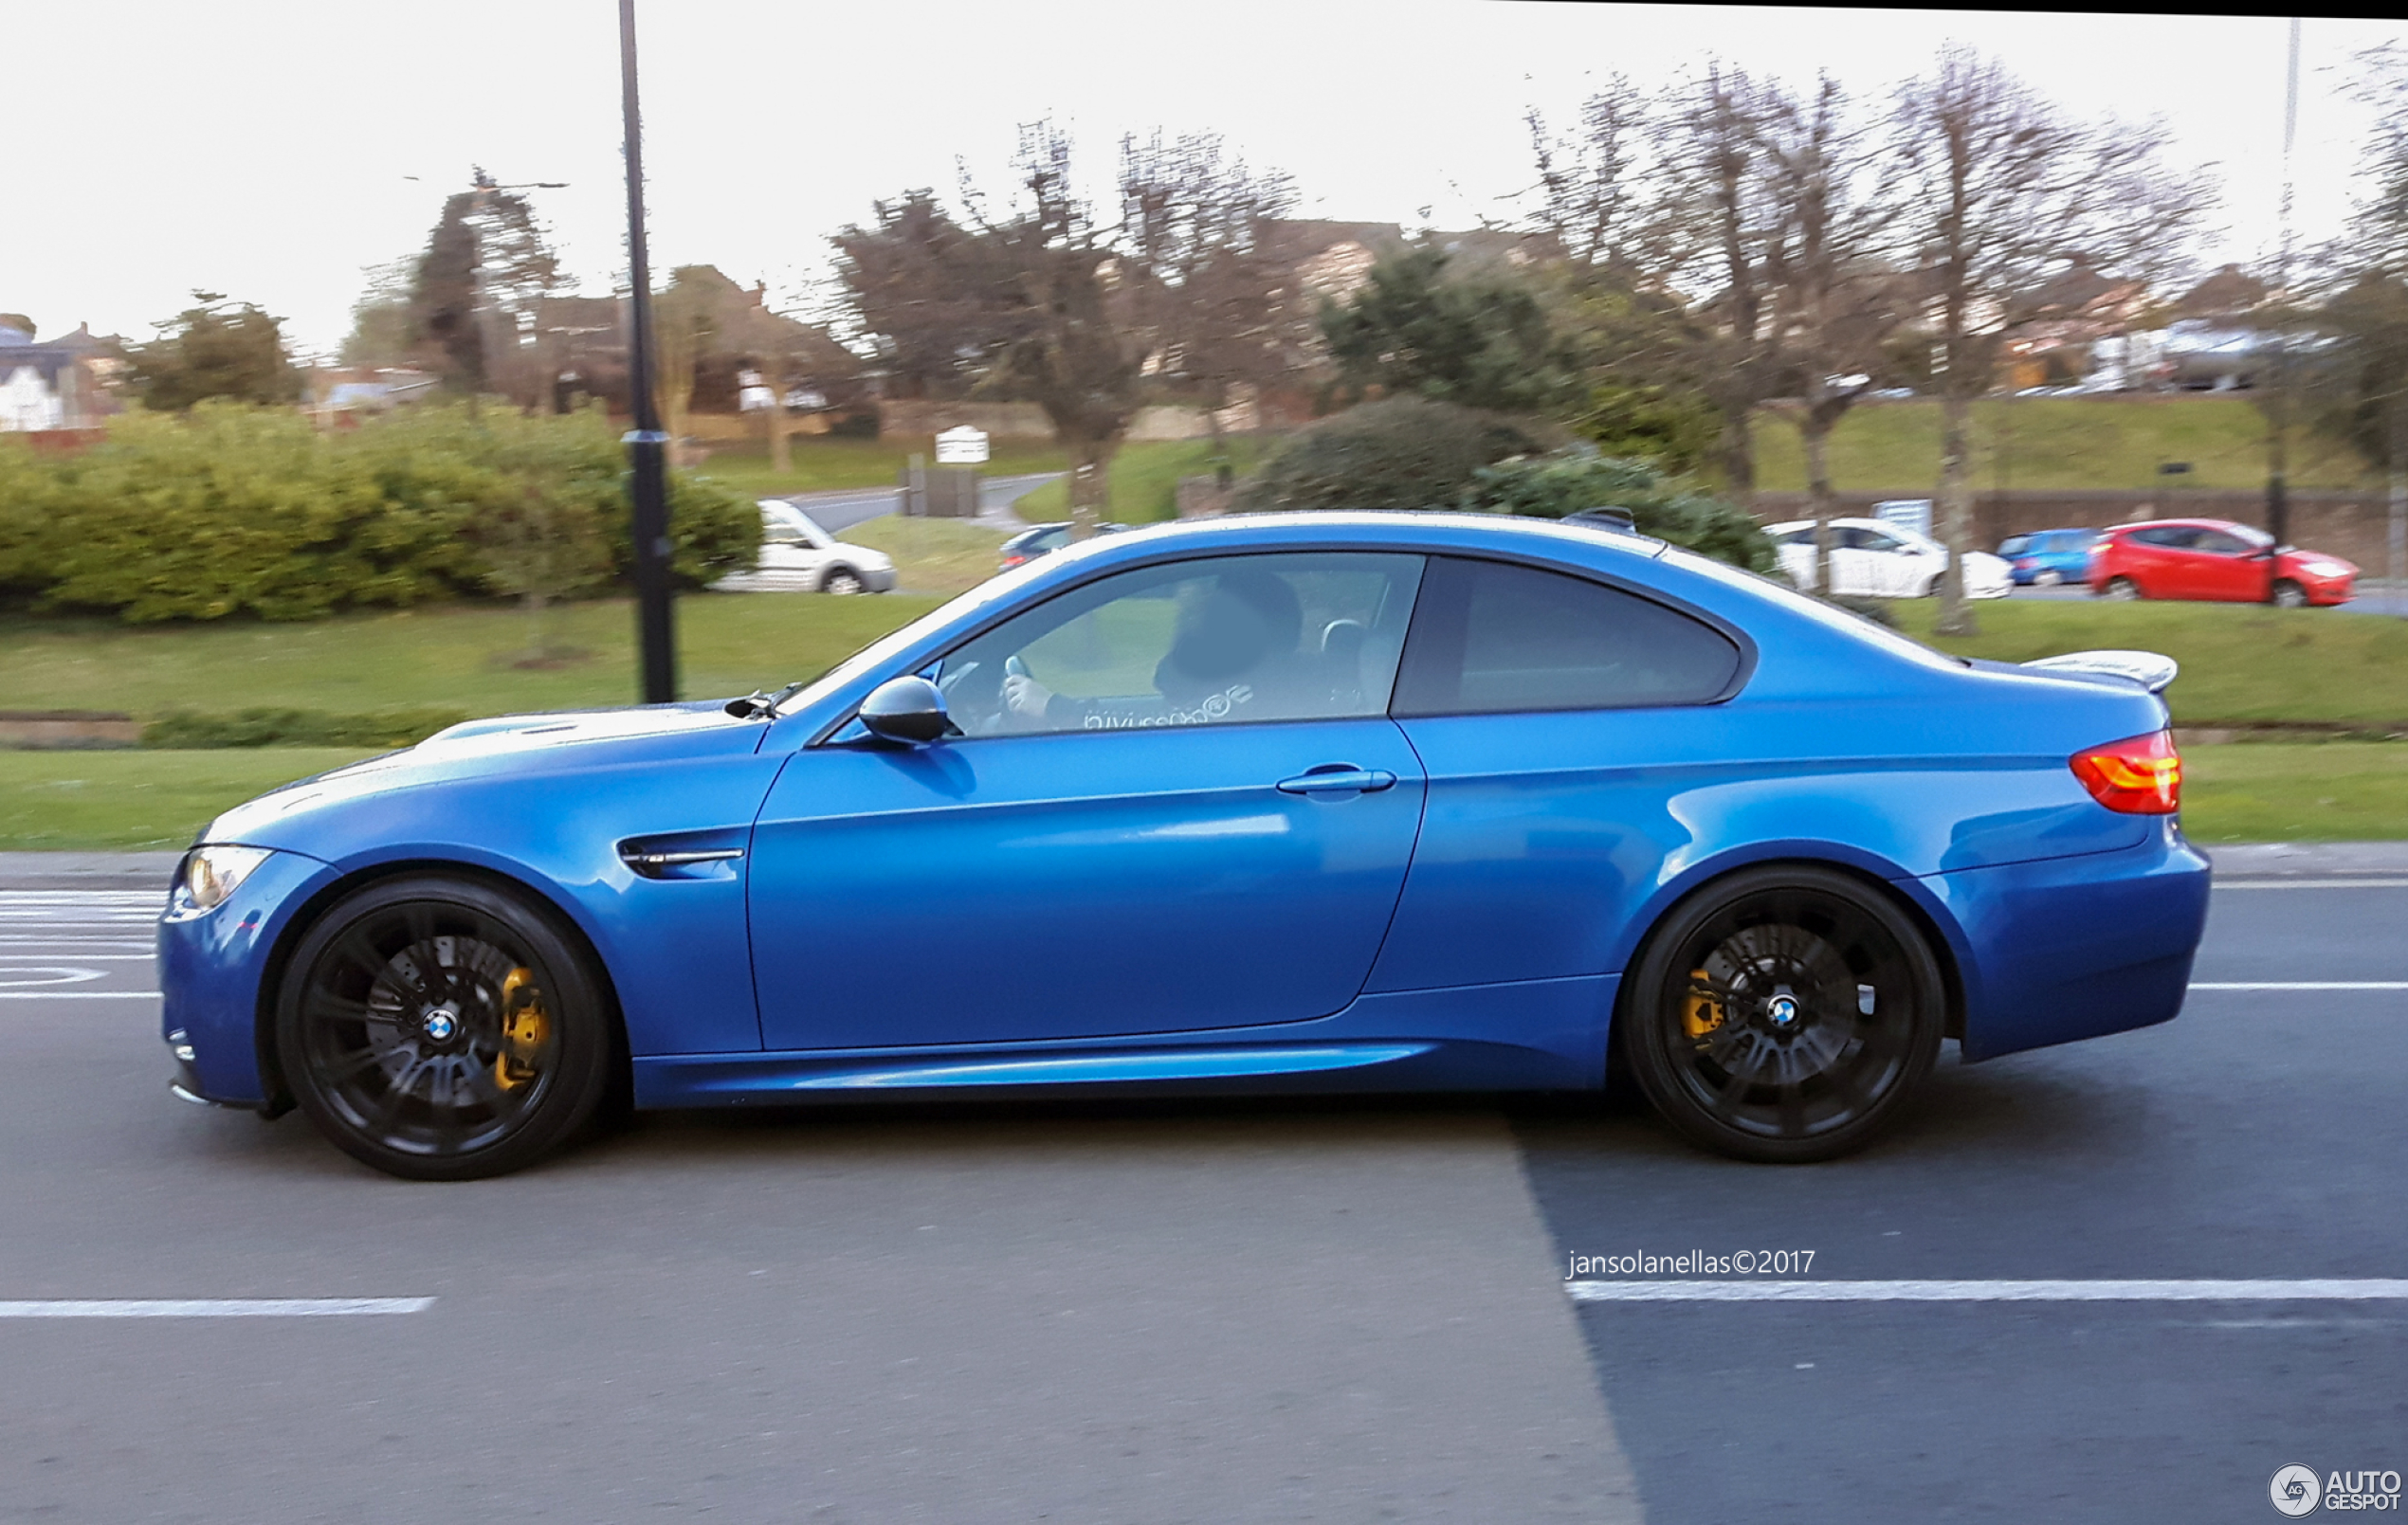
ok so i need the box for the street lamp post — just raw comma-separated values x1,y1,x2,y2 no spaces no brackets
619,0,677,704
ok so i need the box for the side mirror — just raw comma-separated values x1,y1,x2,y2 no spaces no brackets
859,676,958,745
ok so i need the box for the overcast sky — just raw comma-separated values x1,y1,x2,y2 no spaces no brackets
11,3,2402,355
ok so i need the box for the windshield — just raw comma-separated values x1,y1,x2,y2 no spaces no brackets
766,561,1050,717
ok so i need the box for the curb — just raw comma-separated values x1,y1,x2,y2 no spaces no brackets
5,843,2408,895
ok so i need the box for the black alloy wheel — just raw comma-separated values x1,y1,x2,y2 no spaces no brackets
1621,866,1943,1163
275,875,613,1180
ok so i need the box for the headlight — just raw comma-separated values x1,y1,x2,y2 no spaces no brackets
2301,559,2348,578
166,844,275,921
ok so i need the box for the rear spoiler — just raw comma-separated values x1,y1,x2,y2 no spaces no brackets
2020,649,2179,695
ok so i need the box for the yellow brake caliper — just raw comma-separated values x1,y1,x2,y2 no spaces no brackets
495,967,550,1092
1683,969,1725,1039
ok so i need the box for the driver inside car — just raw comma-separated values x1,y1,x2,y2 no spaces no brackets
1001,567,1308,731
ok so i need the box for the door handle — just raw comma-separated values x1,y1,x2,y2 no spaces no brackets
1276,766,1397,796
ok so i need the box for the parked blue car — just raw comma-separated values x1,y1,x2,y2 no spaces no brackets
1998,528,2101,587
159,513,2210,1179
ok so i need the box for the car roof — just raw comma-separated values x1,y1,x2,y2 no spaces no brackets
1764,516,1914,534
2107,517,2254,535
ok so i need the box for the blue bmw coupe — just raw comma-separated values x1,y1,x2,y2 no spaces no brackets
159,513,2210,1179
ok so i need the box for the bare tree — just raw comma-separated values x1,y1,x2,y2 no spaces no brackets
1118,131,1303,483
1891,48,2211,633
1653,65,1793,503
1759,76,1908,590
836,120,1302,536
652,269,718,467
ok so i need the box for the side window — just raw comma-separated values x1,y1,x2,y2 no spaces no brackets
1391,557,1743,717
2191,529,2250,555
937,552,1425,737
1999,536,2031,557
1845,528,1905,554
2130,527,2197,550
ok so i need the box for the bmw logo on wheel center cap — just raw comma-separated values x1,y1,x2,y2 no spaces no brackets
1767,994,1800,1026
421,1006,459,1043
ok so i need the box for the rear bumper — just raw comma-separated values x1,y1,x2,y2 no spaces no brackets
1918,824,2211,1062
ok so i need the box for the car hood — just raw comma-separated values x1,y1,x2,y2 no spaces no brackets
202,700,768,846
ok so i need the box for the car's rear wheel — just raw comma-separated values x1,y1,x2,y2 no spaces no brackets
1620,866,1943,1163
2271,578,2308,609
822,566,865,595
274,875,613,1181
2034,568,2064,587
2101,575,2141,601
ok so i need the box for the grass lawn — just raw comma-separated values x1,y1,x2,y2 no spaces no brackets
837,517,1012,597
0,748,381,850
1013,437,1270,524
0,594,941,722
1750,395,2369,494
688,436,1069,499
7,579,2408,850
2180,744,2408,843
1,738,2391,850
1886,597,2408,725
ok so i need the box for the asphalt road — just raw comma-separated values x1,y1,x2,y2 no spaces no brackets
1,860,2401,1522
773,473,1061,536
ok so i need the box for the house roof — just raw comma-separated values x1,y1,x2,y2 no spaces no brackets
2174,263,2269,319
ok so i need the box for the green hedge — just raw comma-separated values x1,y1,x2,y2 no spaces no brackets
1465,454,1777,573
0,402,757,623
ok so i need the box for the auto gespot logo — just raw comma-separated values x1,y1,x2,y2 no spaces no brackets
2272,1465,2403,1516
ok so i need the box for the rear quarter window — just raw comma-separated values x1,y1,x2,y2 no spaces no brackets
1392,557,1743,717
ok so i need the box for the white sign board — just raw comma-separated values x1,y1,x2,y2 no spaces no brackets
934,426,990,465
1873,499,1934,539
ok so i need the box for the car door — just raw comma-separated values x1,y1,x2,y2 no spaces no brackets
1867,527,1925,596
2186,528,2270,601
1368,555,1749,992
746,550,1432,1050
2130,526,2203,596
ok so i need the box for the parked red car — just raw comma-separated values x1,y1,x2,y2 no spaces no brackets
2089,518,2356,608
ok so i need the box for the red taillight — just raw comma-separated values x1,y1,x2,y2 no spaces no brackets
1000,554,1028,569
2070,730,2181,814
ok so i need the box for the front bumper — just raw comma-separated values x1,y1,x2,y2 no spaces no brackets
157,847,334,1107
1920,822,2211,1062
860,566,899,593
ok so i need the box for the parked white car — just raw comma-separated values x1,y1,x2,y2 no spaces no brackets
1767,517,2013,600
713,500,898,594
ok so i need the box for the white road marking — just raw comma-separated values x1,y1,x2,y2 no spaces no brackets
0,1298,433,1318
1565,1279,2408,1303
0,967,105,987
0,991,161,1000
2188,982,2408,991
2216,879,2408,890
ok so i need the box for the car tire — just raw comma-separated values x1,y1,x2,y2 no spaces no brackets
1921,573,1942,599
2034,568,2064,587
1618,865,1944,1164
274,874,616,1181
2271,578,2308,609
2101,576,2141,601
821,567,865,596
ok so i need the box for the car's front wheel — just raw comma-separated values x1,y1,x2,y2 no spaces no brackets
821,566,865,595
1620,866,1944,1163
274,875,615,1180
2271,578,2309,609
